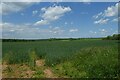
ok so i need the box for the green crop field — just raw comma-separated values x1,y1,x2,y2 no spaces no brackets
2,39,119,78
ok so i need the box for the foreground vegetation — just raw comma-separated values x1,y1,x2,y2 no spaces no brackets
2,39,119,78
53,46,118,78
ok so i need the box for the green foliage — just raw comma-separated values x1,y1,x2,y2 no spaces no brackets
103,34,120,40
3,51,29,64
33,70,44,78
53,62,86,78
28,50,37,68
52,46,118,78
72,47,118,78
2,40,118,78
3,40,117,66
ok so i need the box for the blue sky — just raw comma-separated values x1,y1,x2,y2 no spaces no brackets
1,2,119,39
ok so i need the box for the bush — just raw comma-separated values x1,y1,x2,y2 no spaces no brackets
72,47,118,78
103,34,120,40
53,46,118,78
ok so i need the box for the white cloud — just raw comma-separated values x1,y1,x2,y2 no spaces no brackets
9,29,15,32
82,0,91,4
98,29,108,36
93,12,103,19
94,18,109,24
99,29,107,33
82,0,91,2
83,2,91,5
34,5,71,26
89,31,97,34
34,20,48,26
94,3,118,18
2,22,43,38
2,0,42,2
32,10,38,15
2,22,66,39
112,18,118,22
49,27,65,34
69,29,78,32
112,17,120,22
93,3,118,24
42,5,71,21
0,23,3,39
104,3,118,17
0,2,33,15
41,7,46,11
2,22,24,32
114,30,118,34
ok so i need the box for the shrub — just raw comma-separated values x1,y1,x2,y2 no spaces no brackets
72,47,118,78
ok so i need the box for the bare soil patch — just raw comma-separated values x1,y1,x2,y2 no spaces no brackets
36,59,45,67
44,68,53,78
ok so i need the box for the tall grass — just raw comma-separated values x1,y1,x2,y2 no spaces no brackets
73,46,118,78
53,46,118,78
28,50,37,68
2,40,118,66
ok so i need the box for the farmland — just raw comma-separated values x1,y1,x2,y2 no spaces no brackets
2,39,119,78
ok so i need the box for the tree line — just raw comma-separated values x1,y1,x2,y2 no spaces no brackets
2,38,101,42
2,34,119,42
103,34,120,40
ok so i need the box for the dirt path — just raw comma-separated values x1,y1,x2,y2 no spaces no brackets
44,68,54,78
35,59,56,78
2,63,35,78
36,59,45,67
2,59,57,78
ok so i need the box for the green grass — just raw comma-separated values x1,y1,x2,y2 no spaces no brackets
2,40,117,65
53,46,118,78
2,39,119,78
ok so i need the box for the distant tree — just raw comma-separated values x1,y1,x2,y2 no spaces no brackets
103,34,120,40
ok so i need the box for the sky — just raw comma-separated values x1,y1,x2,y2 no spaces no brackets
1,2,119,39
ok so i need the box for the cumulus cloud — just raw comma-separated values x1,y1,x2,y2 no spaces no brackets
69,29,78,32
0,2,34,15
94,18,109,24
93,3,118,24
94,3,118,18
104,3,118,17
34,5,71,26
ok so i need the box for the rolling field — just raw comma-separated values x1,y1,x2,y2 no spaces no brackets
2,39,119,78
